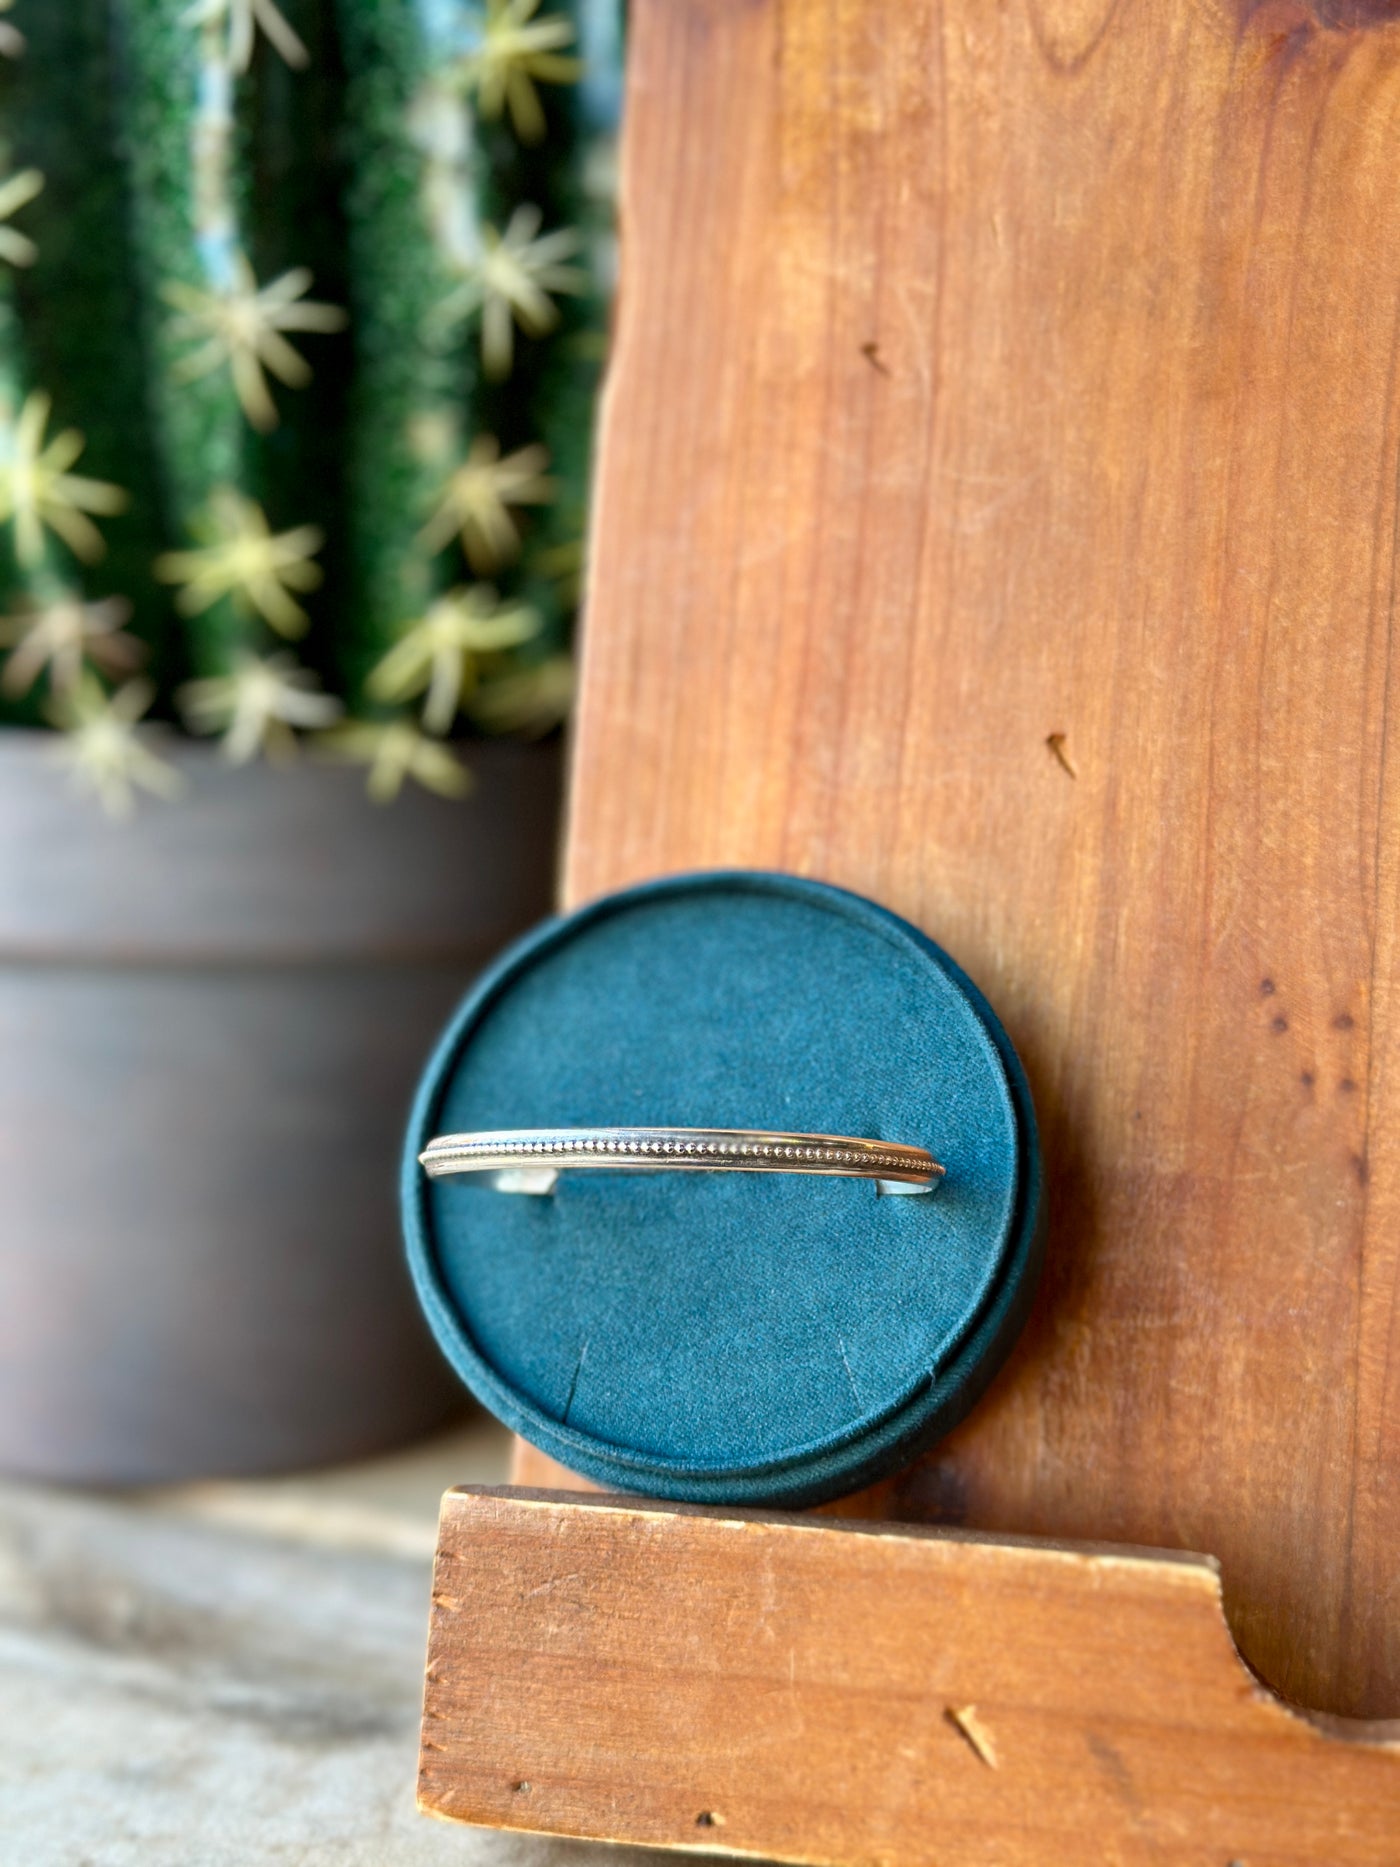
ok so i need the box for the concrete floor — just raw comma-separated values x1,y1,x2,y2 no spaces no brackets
0,1418,677,1867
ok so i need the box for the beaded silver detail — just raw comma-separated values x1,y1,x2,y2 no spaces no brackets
419,1127,943,1192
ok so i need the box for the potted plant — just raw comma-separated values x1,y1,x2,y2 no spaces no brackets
0,0,621,1481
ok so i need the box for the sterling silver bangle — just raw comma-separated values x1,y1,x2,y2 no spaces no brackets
419,1127,944,1196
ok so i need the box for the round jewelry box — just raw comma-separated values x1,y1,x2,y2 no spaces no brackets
402,871,1043,1506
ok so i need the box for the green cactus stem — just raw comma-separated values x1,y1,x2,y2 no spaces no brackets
333,0,488,706
3,0,166,685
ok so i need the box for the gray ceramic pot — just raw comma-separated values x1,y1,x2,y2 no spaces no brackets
0,733,559,1483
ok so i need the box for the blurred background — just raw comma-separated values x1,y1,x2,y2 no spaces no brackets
0,7,630,1858
0,0,621,1489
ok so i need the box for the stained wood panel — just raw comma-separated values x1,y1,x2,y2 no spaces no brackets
557,0,1400,1717
421,1489,1400,1864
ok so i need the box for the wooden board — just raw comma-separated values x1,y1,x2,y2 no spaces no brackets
551,0,1400,1720
420,1488,1400,1865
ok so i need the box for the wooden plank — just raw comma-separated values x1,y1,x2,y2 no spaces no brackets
555,0,1400,1718
420,1489,1400,1865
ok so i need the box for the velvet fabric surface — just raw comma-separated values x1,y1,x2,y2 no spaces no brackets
403,872,1043,1505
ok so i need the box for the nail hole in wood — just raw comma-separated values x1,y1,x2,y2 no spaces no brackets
1045,732,1077,778
945,1703,998,1768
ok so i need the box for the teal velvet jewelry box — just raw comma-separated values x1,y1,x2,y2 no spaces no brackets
402,871,1043,1506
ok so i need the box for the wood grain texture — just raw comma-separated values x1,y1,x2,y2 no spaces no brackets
420,1489,1400,1865
555,0,1400,1718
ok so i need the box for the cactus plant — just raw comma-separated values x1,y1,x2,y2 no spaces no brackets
0,0,622,809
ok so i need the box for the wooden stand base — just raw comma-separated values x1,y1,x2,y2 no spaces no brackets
419,1488,1400,1866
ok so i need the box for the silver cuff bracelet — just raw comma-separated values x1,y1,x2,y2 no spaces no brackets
419,1127,944,1196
